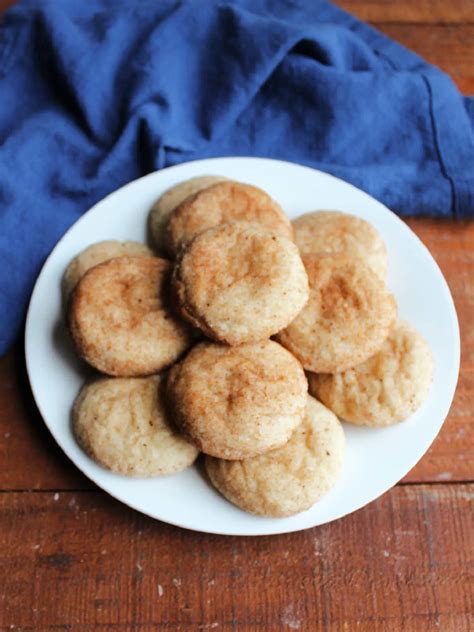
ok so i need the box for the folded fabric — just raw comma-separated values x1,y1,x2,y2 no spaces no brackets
0,0,473,355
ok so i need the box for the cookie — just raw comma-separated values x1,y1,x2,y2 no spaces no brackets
308,321,433,426
165,180,293,256
293,211,387,279
277,254,397,373
69,256,193,376
149,176,228,254
62,240,153,301
172,222,309,345
205,396,345,517
73,375,198,476
166,340,308,460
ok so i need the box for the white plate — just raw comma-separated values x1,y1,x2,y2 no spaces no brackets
25,157,460,536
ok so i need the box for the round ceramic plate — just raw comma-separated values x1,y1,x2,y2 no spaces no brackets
25,157,460,536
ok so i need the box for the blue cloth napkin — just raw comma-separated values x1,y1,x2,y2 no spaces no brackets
0,0,473,355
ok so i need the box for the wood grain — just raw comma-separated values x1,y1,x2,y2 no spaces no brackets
337,2,474,94
338,0,474,23
375,24,474,79
0,485,472,630
0,348,90,490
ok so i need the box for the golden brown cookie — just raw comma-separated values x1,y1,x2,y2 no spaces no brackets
308,321,433,426
165,180,293,256
293,211,388,279
73,375,198,476
62,240,153,301
172,222,309,345
69,256,193,376
149,176,228,254
166,340,308,460
205,396,345,517
277,254,397,373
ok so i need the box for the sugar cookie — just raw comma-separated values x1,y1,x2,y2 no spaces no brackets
149,176,228,253
62,240,152,301
165,180,293,255
173,222,308,345
308,321,433,426
69,256,193,376
166,340,308,459
205,396,345,517
293,211,387,279
277,254,396,373
73,375,198,476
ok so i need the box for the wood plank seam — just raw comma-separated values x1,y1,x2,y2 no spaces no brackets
0,479,473,494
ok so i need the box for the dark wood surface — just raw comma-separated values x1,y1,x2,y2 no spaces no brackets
1,1,473,630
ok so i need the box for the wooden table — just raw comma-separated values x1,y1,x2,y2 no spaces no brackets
1,1,473,630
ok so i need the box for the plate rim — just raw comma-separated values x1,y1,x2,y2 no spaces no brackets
24,156,461,536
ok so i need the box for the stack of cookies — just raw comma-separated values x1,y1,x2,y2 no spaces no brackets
65,176,433,518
